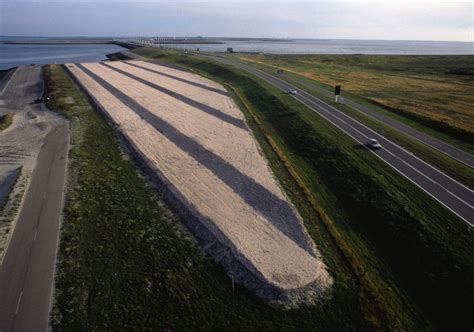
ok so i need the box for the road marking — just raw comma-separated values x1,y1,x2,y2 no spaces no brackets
296,96,473,225
15,292,23,315
34,229,38,241
295,93,474,208
379,143,474,208
297,87,474,193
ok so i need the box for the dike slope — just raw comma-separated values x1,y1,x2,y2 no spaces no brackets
66,60,332,305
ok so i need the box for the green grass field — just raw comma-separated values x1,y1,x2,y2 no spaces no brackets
45,64,373,330
131,48,473,330
237,54,474,149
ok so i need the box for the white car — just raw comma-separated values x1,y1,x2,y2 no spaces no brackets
288,89,298,95
367,138,382,149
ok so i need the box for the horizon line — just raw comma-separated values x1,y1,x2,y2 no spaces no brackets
1,35,472,43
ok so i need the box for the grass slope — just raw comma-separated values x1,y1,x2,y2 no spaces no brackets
45,64,368,330
132,48,474,330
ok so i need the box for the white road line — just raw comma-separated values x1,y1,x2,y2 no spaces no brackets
298,86,474,193
295,93,473,208
15,292,23,315
379,143,473,208
371,150,472,226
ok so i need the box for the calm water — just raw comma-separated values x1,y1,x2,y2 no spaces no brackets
164,39,473,55
1,40,472,70
0,44,126,70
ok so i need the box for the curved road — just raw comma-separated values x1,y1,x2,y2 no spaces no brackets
199,55,474,226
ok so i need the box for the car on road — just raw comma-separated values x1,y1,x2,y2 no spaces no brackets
367,138,382,149
288,89,298,95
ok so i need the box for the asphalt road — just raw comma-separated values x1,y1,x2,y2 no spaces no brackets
256,66,474,168
0,66,69,331
199,55,474,226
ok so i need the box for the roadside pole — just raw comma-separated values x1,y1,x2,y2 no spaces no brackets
335,85,341,102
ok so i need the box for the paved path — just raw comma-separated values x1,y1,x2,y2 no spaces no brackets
0,66,69,331
199,55,474,226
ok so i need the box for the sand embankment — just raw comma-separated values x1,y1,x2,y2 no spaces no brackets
66,60,332,305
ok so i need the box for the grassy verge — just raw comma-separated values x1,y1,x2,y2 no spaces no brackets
132,48,473,330
237,54,474,151
45,65,368,330
0,112,14,131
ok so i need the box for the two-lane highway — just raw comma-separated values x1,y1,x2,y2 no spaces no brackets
199,55,474,225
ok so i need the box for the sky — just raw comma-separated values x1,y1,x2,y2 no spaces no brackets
0,0,472,41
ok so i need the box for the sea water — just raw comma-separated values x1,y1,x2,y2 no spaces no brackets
0,44,126,70
165,39,473,55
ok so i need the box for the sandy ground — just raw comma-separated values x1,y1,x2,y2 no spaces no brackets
0,66,66,259
67,60,332,303
129,60,227,91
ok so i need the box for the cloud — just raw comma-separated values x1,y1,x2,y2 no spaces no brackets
0,0,472,41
